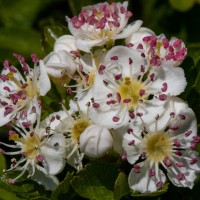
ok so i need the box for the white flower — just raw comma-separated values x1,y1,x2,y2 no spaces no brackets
54,35,77,53
0,54,50,127
66,1,142,52
53,33,103,113
40,110,84,170
122,97,200,193
67,49,105,114
48,101,113,159
43,50,77,78
79,124,113,158
0,114,66,191
126,28,187,67
89,46,186,129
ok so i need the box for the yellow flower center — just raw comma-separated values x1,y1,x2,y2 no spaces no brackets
156,41,163,56
25,81,36,98
9,133,41,160
71,118,92,143
117,77,146,108
7,72,37,99
88,71,96,86
143,132,173,163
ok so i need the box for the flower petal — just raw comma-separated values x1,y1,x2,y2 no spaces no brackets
80,124,113,158
122,128,143,164
115,20,143,40
31,166,59,191
40,134,66,175
0,106,15,126
75,38,105,53
104,46,144,77
54,35,77,52
128,162,166,193
166,159,197,189
112,126,128,155
126,27,155,45
38,61,51,96
43,50,76,78
149,66,186,96
89,106,130,129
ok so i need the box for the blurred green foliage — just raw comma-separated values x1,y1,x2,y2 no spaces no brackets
1,0,200,64
1,0,200,199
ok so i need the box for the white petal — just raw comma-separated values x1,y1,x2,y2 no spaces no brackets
104,46,144,77
54,35,77,52
115,20,143,40
31,166,59,191
147,97,196,137
180,150,200,172
136,98,167,127
92,72,112,102
128,162,166,193
43,50,76,77
0,106,15,126
0,80,18,95
126,27,155,45
65,139,82,170
122,131,142,164
89,106,130,129
75,38,105,53
149,66,186,96
40,110,68,130
40,134,66,175
67,17,84,38
38,61,51,96
112,126,128,155
169,105,197,143
166,159,197,189
72,87,94,114
80,125,113,158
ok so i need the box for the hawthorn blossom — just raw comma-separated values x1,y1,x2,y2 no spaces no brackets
89,46,186,129
53,33,101,112
64,49,106,114
80,124,113,158
126,28,187,67
40,110,83,170
47,102,113,159
66,1,142,52
122,97,200,193
54,35,77,53
0,54,50,126
43,50,77,78
0,113,66,191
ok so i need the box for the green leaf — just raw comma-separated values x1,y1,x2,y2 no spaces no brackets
71,160,118,200
179,57,197,100
187,43,200,65
42,26,68,54
0,154,6,175
192,59,200,94
114,172,130,200
0,172,50,199
131,183,169,197
0,0,50,28
168,0,195,12
51,172,73,200
185,88,200,123
0,188,22,200
0,27,43,64
194,70,200,94
30,197,49,200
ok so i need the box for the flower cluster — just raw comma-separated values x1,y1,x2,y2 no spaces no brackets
0,1,200,194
